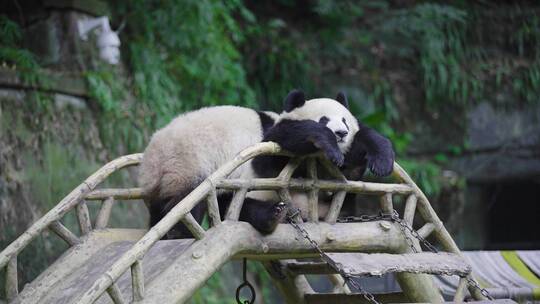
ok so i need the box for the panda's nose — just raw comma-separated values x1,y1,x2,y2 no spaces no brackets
335,130,348,139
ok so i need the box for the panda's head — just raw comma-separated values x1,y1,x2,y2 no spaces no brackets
279,90,359,153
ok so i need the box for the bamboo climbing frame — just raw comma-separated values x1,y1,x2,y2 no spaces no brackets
0,142,485,303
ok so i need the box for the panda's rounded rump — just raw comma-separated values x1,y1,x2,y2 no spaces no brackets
139,105,265,198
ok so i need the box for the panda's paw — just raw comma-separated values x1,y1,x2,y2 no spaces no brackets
326,149,345,167
273,202,288,221
367,154,394,177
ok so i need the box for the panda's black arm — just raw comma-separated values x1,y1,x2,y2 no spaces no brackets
252,119,344,177
265,119,344,164
345,123,395,177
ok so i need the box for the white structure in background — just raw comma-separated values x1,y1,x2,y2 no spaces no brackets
77,16,121,65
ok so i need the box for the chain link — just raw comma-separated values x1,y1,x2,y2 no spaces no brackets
339,210,493,299
287,210,380,304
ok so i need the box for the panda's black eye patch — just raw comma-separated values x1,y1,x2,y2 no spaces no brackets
342,117,349,130
319,116,329,125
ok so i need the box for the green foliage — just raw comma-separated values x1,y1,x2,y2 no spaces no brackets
111,0,255,127
0,15,40,83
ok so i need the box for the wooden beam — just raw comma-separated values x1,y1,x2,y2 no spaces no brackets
206,190,221,227
380,193,393,213
131,260,145,302
306,158,319,222
107,282,126,304
5,256,18,301
49,221,80,246
417,222,436,239
85,188,143,200
180,213,206,240
454,276,468,302
324,191,346,224
403,195,417,225
216,179,413,195
95,197,115,229
76,201,92,235
225,188,248,220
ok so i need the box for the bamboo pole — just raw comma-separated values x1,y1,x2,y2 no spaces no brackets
76,201,92,235
180,213,206,240
206,190,221,227
278,157,303,180
403,195,417,225
131,260,145,302
49,221,80,246
380,193,394,213
107,282,126,304
454,276,468,302
95,197,115,229
417,222,436,239
0,154,143,269
324,191,346,224
328,273,351,294
225,188,248,220
85,188,143,200
306,158,319,222
5,256,18,301
217,178,413,194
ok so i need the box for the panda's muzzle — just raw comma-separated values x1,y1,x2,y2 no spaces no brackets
335,130,348,141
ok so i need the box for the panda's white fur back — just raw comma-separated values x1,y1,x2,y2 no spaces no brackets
139,105,266,199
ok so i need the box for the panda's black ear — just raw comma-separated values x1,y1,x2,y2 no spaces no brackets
336,92,349,109
284,89,306,112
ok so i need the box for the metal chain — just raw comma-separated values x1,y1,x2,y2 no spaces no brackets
286,209,380,304
338,210,493,300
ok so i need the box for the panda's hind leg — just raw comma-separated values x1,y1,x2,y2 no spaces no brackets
160,191,208,239
239,198,287,234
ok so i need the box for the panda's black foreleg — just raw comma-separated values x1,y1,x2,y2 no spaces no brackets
253,120,344,178
350,124,395,177
239,198,287,234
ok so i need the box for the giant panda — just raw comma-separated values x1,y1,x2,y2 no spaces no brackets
138,90,394,238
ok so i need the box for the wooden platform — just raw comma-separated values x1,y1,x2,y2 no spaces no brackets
13,229,194,304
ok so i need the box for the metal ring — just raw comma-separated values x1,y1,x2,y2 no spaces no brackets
235,281,256,304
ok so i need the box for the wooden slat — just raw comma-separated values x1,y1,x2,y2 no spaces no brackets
131,260,145,302
288,252,471,277
5,256,18,301
180,213,206,240
49,221,80,246
325,252,471,277
107,282,126,304
206,190,221,227
225,188,248,220
403,195,417,225
95,197,115,229
324,191,346,224
307,158,319,222
417,222,436,239
380,193,393,213
76,201,92,235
